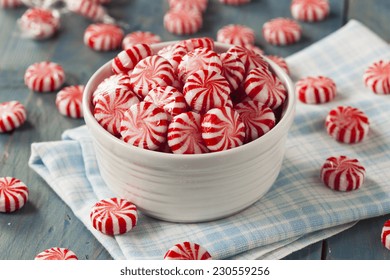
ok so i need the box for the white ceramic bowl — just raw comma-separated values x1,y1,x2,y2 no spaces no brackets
83,42,296,223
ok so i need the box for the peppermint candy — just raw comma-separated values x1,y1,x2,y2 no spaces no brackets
84,23,124,51
266,55,290,75
262,18,302,45
201,106,245,152
363,60,390,94
325,106,370,144
168,112,208,154
234,100,275,142
291,0,330,22
183,69,230,113
219,0,250,5
180,37,214,52
19,8,60,40
0,101,27,133
0,177,29,212
168,0,208,12
243,44,264,56
112,43,153,74
90,198,138,235
226,45,268,73
296,76,336,104
320,156,365,192
382,220,390,250
178,47,222,82
157,43,187,71
92,73,132,105
120,102,169,150
0,0,23,8
130,55,175,99
163,9,202,35
244,67,287,109
35,247,78,260
122,31,161,49
144,86,187,118
65,0,109,22
220,52,245,91
56,85,84,118
24,61,65,92
164,242,212,260
94,90,139,137
217,24,255,46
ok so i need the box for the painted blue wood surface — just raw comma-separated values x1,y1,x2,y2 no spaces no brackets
0,0,388,260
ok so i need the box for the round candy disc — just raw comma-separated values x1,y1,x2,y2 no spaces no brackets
325,106,369,144
0,101,27,133
363,60,390,95
164,242,212,260
65,0,108,22
35,247,78,260
56,85,84,118
19,8,60,40
120,101,169,150
0,177,28,212
320,156,365,192
201,106,245,152
90,197,138,235
244,67,287,109
24,61,65,92
168,0,208,12
84,23,123,51
112,43,153,74
180,37,214,52
92,73,132,105
183,69,230,113
157,43,187,71
262,18,302,46
163,9,202,35
144,86,187,118
226,45,268,73
122,31,161,49
217,24,255,46
266,55,290,75
220,52,245,91
291,0,330,22
1,0,23,8
168,111,209,154
296,76,336,104
382,220,390,250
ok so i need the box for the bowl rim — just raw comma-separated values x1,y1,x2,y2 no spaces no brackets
83,41,296,161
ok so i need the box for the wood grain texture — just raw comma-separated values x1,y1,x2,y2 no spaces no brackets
0,0,386,260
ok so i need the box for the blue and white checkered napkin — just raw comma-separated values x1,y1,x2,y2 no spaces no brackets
29,20,390,260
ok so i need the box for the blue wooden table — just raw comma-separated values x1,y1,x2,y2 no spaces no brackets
1,0,390,260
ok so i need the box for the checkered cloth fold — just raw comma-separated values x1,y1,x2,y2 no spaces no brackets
30,20,390,259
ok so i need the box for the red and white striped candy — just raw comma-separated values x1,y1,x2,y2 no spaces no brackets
164,242,212,260
227,45,268,73
178,48,223,82
0,0,22,8
56,85,84,118
112,43,153,74
84,23,123,51
130,55,175,99
90,198,138,235
163,9,202,35
120,102,169,150
34,247,78,260
220,52,245,91
0,101,26,133
296,76,336,104
219,0,251,5
201,106,245,152
320,156,365,192
266,55,290,75
168,0,208,12
24,61,65,92
157,43,187,71
92,73,132,105
291,0,330,22
363,60,390,95
243,44,264,56
244,67,287,109
122,31,161,49
65,0,107,22
382,220,390,250
94,90,139,137
19,8,60,40
217,24,255,46
0,177,28,212
234,100,275,142
183,69,230,113
144,86,187,117
180,37,214,52
168,112,208,154
263,18,302,45
326,106,369,144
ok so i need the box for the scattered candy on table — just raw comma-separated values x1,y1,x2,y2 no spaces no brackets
24,61,65,92
163,8,202,35
290,0,330,22
382,220,390,250
55,85,85,118
18,7,60,40
262,18,302,46
164,242,212,260
34,247,78,260
320,156,366,192
217,24,255,46
363,60,390,94
0,177,29,212
296,76,336,104
83,23,123,51
0,0,23,8
90,198,138,235
0,101,27,133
